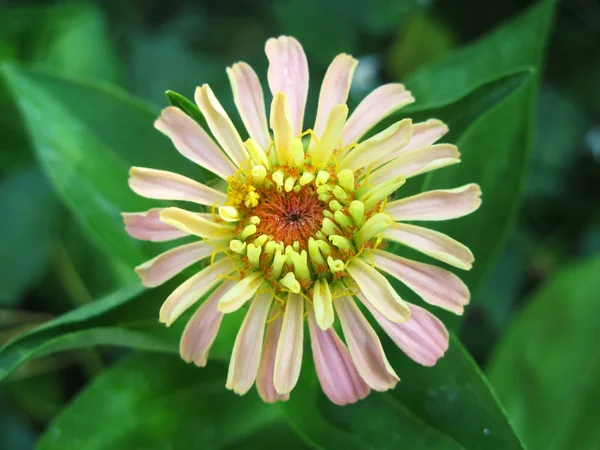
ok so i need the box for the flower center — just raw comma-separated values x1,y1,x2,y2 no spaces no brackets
219,142,399,296
253,187,327,249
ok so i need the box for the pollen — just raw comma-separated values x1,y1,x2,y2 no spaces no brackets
253,186,326,249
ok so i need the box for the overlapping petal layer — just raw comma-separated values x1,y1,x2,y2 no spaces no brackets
124,35,481,404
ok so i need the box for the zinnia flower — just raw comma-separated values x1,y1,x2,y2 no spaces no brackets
123,36,481,405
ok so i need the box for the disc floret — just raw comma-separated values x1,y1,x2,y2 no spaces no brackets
219,135,393,300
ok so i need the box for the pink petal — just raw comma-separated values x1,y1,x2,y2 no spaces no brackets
135,241,216,288
226,292,272,395
128,167,227,206
217,273,265,314
227,62,271,151
308,310,370,405
386,184,482,221
359,294,449,367
159,258,234,326
273,293,304,395
265,36,309,135
122,208,188,242
256,304,289,403
341,84,414,146
313,54,357,137
180,281,234,366
334,296,399,391
367,144,460,185
372,250,470,315
383,223,474,270
195,85,249,167
154,106,237,179
339,119,412,170
402,119,449,152
346,258,410,323
159,207,235,240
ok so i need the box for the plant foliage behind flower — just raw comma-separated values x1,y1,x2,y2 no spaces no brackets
123,36,481,405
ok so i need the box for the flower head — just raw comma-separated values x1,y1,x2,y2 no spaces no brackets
123,36,481,405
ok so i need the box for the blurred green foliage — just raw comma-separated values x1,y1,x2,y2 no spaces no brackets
0,0,599,448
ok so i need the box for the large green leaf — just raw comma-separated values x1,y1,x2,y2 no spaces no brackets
395,1,554,318
37,354,308,450
0,281,244,383
0,2,120,83
424,75,538,308
0,169,59,307
282,335,523,450
30,2,121,83
36,342,522,450
488,256,600,450
0,65,207,268
403,1,553,111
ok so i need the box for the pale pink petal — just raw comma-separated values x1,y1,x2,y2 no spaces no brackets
128,167,227,206
154,106,237,179
226,292,272,395
273,293,304,395
257,304,289,403
339,119,412,170
311,104,348,168
387,184,482,221
122,208,188,242
159,258,234,326
341,84,414,146
308,311,370,405
372,250,470,315
265,36,309,135
135,241,217,288
313,54,358,138
270,92,295,165
159,207,235,240
367,144,460,185
359,294,449,367
346,258,410,323
227,62,271,150
402,119,449,153
217,273,265,313
180,281,234,366
383,224,474,270
195,85,249,167
334,296,399,391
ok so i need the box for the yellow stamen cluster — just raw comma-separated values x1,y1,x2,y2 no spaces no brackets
217,135,402,299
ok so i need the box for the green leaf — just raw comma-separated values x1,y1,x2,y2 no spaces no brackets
37,354,309,450
386,13,455,79
0,169,59,307
0,282,244,383
0,65,205,268
0,284,144,381
488,256,600,450
165,89,207,128
282,335,523,450
0,3,120,83
424,74,538,310
393,1,554,321
30,2,121,83
403,1,554,111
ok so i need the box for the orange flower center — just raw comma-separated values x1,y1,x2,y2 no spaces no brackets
253,186,328,249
